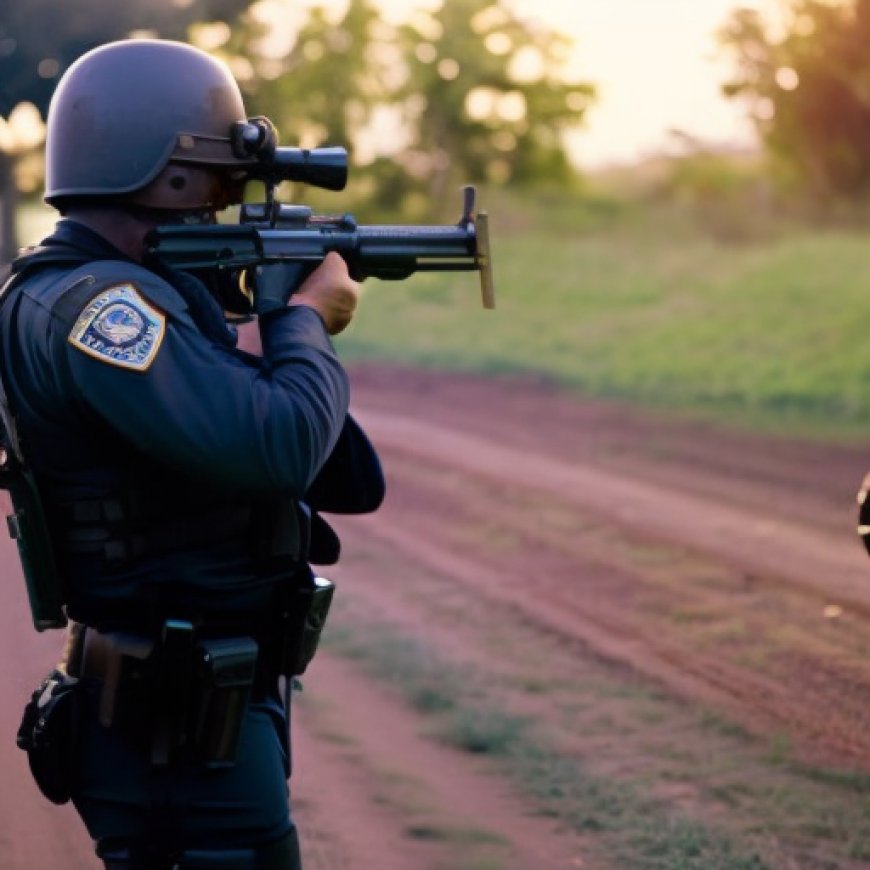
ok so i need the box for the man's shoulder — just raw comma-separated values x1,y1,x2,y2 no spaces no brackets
32,261,188,324
10,261,190,374
8,255,184,312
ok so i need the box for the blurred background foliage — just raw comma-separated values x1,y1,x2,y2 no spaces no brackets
5,0,870,236
720,0,870,211
227,0,593,217
0,0,592,249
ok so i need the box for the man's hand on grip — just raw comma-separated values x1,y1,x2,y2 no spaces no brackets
290,252,359,335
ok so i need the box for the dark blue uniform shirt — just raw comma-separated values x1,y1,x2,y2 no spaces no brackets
0,220,357,631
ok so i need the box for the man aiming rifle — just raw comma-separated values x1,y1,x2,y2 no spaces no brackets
0,38,492,869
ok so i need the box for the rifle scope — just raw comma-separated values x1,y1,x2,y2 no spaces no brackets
230,117,348,193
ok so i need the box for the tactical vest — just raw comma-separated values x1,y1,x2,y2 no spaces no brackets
0,245,302,632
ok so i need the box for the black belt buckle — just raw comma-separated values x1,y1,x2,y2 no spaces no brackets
191,636,258,768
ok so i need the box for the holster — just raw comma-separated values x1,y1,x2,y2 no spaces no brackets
16,668,82,805
72,622,259,769
0,322,67,632
279,575,335,677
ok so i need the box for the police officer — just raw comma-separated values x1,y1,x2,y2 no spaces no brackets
0,39,383,869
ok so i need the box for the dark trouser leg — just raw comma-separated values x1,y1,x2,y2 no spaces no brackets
97,829,302,869
78,692,298,869
255,827,302,870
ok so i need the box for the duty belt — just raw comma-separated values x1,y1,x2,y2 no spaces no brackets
62,571,335,766
68,621,259,768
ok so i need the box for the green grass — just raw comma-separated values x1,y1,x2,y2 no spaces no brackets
333,189,870,438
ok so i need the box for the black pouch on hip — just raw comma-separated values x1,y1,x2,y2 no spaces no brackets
190,636,258,768
280,576,335,676
16,669,82,805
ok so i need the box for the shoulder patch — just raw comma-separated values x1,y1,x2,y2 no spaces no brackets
68,283,166,372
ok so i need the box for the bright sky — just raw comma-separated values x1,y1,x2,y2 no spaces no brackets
376,0,784,169
516,0,783,168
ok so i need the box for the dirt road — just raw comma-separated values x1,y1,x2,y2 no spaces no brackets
346,365,870,762
300,365,870,868
3,364,870,867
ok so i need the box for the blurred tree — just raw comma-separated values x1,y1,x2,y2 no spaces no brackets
721,0,870,205
0,0,248,118
0,0,251,261
395,0,593,212
225,0,593,217
231,0,383,159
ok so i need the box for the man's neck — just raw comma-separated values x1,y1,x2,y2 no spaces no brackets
62,208,158,263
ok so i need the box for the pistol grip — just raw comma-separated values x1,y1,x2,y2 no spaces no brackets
249,261,317,315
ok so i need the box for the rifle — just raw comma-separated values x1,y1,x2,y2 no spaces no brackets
146,118,495,314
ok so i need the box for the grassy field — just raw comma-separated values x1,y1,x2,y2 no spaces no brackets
334,189,870,439
20,191,870,438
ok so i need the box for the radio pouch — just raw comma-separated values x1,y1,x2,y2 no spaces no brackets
16,669,82,805
280,576,335,677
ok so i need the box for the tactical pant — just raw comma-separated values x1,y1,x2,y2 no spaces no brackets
70,682,301,868
98,830,301,869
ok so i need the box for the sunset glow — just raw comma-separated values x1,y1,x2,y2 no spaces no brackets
375,0,785,168
506,0,785,167
232,0,789,168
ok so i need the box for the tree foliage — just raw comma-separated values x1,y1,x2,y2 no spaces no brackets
0,0,592,234
396,0,592,194
231,0,384,155
721,0,870,203
229,0,593,214
0,0,251,118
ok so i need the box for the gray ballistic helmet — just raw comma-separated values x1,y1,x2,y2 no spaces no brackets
44,39,254,208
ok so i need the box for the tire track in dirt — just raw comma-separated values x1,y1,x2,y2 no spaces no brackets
354,408,870,615
350,406,870,766
340,515,870,765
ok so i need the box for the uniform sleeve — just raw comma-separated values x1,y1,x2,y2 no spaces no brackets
58,278,349,496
